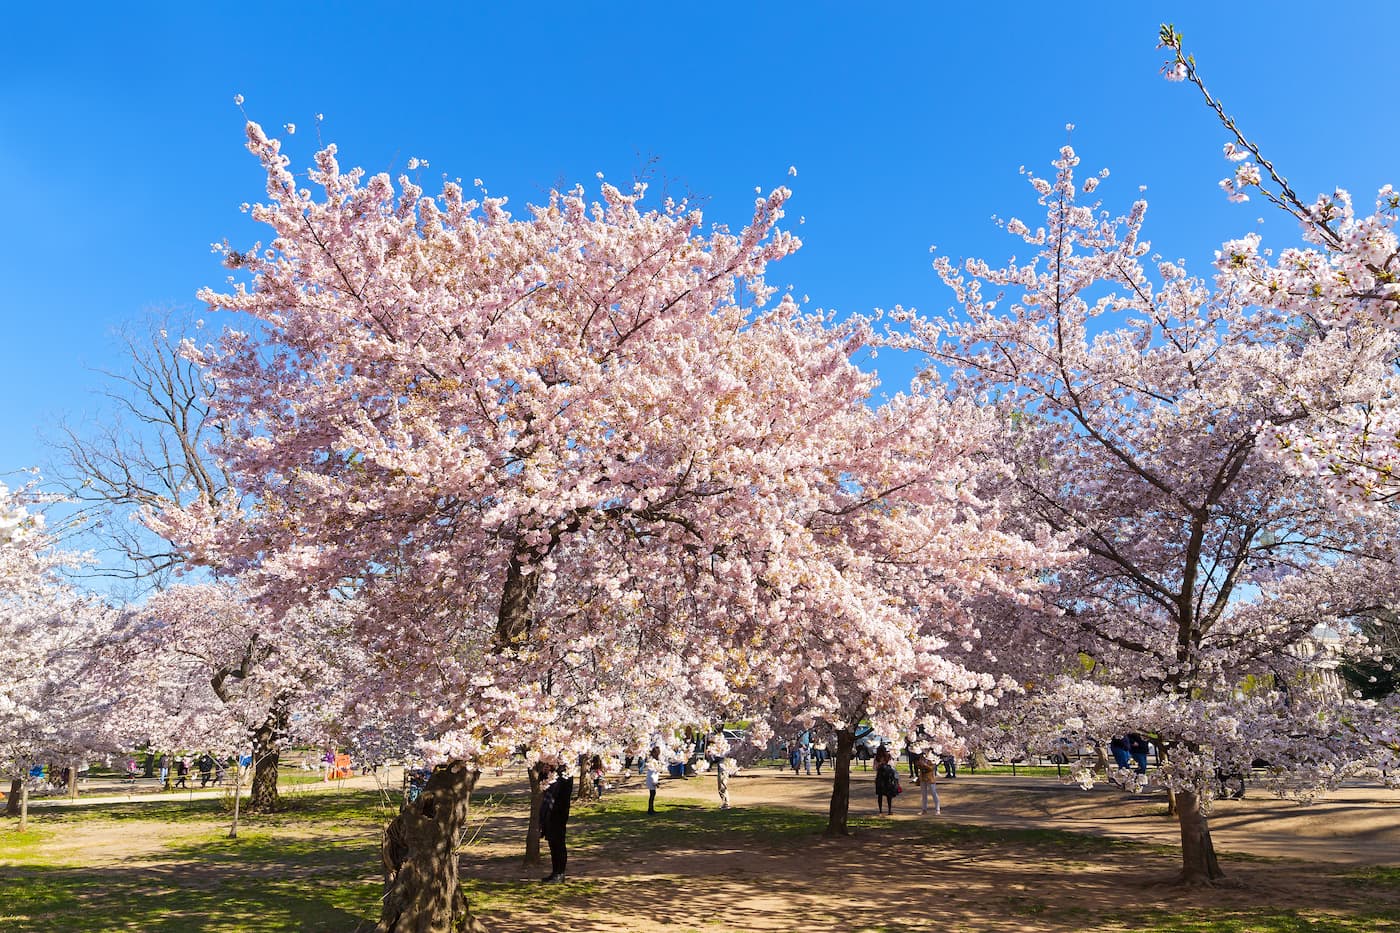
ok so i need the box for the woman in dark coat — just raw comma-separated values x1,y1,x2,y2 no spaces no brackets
538,765,574,883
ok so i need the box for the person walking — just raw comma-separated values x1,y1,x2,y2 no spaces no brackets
915,752,941,816
174,756,189,789
800,741,812,775
813,739,828,775
644,746,662,814
539,764,574,882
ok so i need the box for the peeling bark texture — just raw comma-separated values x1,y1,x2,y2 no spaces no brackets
4,778,20,816
378,763,486,933
522,765,543,867
247,699,290,812
825,728,856,836
1175,790,1224,884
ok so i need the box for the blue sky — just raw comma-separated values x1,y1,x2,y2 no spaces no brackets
2,2,1397,489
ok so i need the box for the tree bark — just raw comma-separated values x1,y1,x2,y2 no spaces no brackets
4,778,20,816
522,765,543,867
573,754,597,804
143,750,156,778
825,727,856,837
379,762,486,933
247,696,290,812
1175,790,1224,884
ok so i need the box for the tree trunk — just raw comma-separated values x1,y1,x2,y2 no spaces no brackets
1175,790,1224,884
66,760,78,800
4,778,19,816
573,754,596,804
522,765,543,867
143,750,156,778
18,780,29,832
379,762,486,933
247,697,290,812
825,727,856,837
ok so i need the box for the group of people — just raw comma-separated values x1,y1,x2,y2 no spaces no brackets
1108,734,1152,775
158,752,223,788
786,738,830,775
874,744,943,816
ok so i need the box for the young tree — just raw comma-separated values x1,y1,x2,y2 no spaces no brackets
155,121,969,931
903,146,1395,883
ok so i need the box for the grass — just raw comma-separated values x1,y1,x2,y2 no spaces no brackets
3,788,1400,931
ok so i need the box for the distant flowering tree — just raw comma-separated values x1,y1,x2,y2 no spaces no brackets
154,121,1048,930
98,580,351,812
0,479,116,827
899,145,1396,884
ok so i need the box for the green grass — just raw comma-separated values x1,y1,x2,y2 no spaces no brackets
4,788,1400,931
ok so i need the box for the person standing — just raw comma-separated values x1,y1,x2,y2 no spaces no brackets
915,752,941,816
644,746,662,814
174,756,189,789
789,741,802,775
158,754,171,789
715,755,731,810
800,740,812,775
539,764,574,882
813,739,828,776
1128,734,1150,774
875,755,899,815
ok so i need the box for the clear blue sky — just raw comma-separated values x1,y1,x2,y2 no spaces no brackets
2,2,1396,484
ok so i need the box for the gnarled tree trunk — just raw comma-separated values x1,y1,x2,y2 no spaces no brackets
825,727,856,837
247,696,291,812
1175,790,1223,884
522,764,543,867
4,778,20,816
379,762,485,933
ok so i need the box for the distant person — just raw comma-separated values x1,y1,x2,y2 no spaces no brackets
915,752,941,816
197,753,215,787
174,757,189,789
715,755,732,810
875,756,900,815
1127,734,1150,774
801,741,812,775
1109,735,1133,772
588,755,605,799
789,742,802,775
812,738,828,775
538,764,574,883
644,746,663,814
158,754,171,788
939,752,957,779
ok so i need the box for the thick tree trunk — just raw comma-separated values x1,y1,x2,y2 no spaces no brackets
379,762,486,933
4,778,20,816
18,780,29,832
522,765,543,867
825,727,856,837
143,750,156,778
573,754,596,804
1175,790,1224,884
247,697,290,812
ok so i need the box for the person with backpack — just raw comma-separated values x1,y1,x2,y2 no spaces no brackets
874,744,900,814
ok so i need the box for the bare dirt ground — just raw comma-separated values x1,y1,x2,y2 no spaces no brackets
456,766,1400,932
13,765,1400,931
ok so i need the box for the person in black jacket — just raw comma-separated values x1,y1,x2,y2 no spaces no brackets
539,764,574,883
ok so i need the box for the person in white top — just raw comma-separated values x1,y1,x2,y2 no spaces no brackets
644,746,663,814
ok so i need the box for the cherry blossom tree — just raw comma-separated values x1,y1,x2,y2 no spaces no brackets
0,479,116,828
900,146,1397,883
1158,24,1400,504
733,389,1061,835
155,120,1015,931
97,580,351,812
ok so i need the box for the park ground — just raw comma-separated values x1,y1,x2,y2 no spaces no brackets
4,763,1400,931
